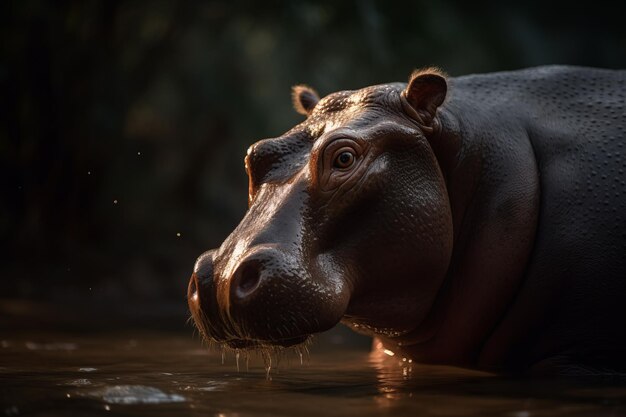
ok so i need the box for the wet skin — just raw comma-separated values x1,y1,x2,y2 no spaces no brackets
188,66,626,374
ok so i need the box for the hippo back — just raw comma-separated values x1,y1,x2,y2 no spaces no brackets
450,66,626,372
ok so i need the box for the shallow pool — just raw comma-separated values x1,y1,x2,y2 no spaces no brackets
2,329,626,416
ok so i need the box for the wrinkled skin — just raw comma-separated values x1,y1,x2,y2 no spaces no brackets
189,66,626,374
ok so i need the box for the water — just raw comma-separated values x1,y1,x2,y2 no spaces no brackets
2,330,626,416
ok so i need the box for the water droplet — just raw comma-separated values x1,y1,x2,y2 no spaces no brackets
176,232,181,237
236,352,240,372
265,356,272,380
113,199,118,204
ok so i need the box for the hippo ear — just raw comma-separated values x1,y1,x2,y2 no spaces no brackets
402,68,447,124
292,85,320,116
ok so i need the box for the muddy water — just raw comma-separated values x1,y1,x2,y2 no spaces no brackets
2,330,626,417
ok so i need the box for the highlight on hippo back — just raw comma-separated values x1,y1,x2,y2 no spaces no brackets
188,65,626,375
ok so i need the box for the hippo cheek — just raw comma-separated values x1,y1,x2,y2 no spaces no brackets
223,247,350,347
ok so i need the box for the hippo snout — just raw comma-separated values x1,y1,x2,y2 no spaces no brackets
188,245,349,349
188,249,231,342
188,250,215,308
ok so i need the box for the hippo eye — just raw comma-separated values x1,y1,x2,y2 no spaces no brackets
333,150,356,169
318,138,367,191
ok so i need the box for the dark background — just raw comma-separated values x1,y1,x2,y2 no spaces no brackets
2,0,625,327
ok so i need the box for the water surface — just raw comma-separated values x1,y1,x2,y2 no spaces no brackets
2,330,626,416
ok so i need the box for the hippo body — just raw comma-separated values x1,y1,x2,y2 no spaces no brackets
189,66,626,374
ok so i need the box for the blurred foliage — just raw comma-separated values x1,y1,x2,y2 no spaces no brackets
1,0,625,309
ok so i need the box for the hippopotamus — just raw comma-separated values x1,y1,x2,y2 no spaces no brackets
188,66,626,374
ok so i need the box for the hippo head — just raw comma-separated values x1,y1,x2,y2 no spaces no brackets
188,69,453,350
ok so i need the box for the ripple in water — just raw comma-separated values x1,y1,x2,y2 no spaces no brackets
64,378,92,386
24,342,77,351
81,385,186,405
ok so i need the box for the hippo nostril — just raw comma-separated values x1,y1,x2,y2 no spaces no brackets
233,260,262,300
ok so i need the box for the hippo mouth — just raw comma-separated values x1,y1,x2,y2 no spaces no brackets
190,304,312,351
224,335,310,350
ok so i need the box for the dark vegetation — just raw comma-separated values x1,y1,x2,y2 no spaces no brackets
1,0,625,323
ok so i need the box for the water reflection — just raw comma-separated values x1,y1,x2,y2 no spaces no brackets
1,330,625,416
368,340,626,416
